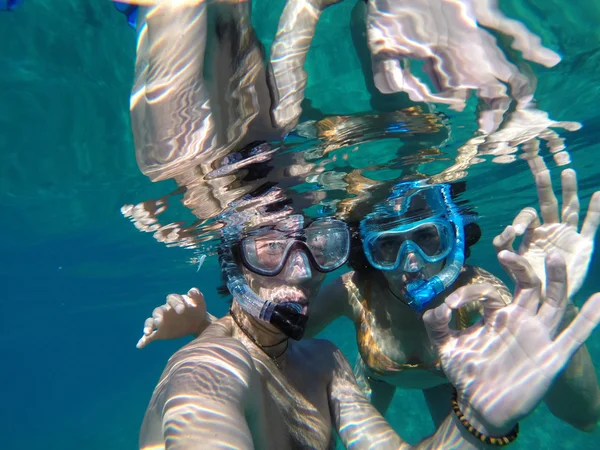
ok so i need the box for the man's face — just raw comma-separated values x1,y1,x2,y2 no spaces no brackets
241,246,327,318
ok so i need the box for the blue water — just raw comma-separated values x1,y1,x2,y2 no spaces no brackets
1,1,599,449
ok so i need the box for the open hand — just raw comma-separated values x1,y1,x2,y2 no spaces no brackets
493,155,600,299
423,251,600,430
136,288,211,349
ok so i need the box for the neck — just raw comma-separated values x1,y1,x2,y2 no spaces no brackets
230,301,289,362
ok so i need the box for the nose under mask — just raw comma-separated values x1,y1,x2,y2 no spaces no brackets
281,250,313,280
402,251,425,273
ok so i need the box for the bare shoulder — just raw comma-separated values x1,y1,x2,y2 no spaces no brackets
157,317,256,395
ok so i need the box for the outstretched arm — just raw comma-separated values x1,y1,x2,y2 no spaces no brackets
493,154,600,430
268,0,343,132
136,288,216,349
424,251,600,439
140,324,264,450
131,1,217,182
328,345,515,449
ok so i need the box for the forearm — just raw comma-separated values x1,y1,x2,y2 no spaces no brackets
544,305,600,430
330,348,501,450
336,401,512,450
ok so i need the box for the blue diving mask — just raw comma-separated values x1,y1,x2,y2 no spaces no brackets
363,218,455,271
360,182,466,312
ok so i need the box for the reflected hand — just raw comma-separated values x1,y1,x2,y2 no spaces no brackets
136,288,211,349
493,155,600,299
423,251,600,430
366,0,560,132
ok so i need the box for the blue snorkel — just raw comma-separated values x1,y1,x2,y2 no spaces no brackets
1,0,23,11
114,1,138,30
361,181,466,312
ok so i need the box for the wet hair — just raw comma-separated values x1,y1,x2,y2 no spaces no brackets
348,180,481,276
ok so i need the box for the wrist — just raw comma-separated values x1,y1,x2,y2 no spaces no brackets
453,389,519,445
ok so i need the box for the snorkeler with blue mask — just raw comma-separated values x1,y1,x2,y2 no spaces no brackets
360,181,466,312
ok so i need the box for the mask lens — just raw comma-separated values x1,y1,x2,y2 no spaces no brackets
369,234,405,268
367,219,455,269
241,219,350,275
409,223,442,257
241,232,291,275
305,223,350,271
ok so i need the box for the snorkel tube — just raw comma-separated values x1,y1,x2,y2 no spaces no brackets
404,184,465,311
219,220,308,341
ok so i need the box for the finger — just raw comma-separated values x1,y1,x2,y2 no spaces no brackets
497,250,541,312
136,331,157,349
143,317,155,336
534,169,560,224
423,303,454,352
551,293,600,372
537,253,568,337
581,191,600,240
511,208,540,236
152,305,168,328
526,151,548,176
167,294,186,315
493,225,516,253
188,287,204,303
446,283,508,323
187,287,207,316
561,169,579,228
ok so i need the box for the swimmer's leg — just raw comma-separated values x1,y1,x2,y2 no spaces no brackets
422,383,453,428
354,356,396,415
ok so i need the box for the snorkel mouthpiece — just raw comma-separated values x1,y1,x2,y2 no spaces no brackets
405,278,446,312
269,303,308,341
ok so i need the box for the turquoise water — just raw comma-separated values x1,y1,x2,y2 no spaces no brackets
1,1,599,449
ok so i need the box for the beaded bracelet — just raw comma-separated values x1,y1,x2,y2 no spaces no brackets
451,388,519,446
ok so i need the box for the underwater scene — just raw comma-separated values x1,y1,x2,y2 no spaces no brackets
1,1,600,449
